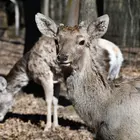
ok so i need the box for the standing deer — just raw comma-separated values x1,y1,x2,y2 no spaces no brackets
97,38,124,80
36,13,140,139
0,26,63,130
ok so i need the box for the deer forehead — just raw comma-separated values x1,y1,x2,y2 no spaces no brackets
59,25,80,32
58,27,88,43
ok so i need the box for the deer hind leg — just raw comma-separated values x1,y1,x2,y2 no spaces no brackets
108,64,118,80
40,72,54,131
114,64,121,79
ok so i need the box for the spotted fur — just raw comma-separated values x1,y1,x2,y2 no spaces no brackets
0,36,63,131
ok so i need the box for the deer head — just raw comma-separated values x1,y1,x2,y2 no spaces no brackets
35,13,109,69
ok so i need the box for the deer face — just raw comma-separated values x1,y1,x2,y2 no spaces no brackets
56,26,89,67
35,13,109,68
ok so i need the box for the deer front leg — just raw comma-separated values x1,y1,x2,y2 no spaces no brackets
52,83,60,130
52,96,58,129
40,72,53,131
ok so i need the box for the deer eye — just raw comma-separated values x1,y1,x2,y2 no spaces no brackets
79,40,85,45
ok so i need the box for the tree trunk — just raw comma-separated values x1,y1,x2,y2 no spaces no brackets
96,0,104,16
41,0,49,16
23,0,41,54
79,0,97,25
49,0,66,24
66,0,80,26
10,0,20,36
0,1,8,37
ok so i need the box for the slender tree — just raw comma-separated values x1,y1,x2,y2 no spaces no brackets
66,0,80,26
78,0,97,24
49,0,66,24
41,0,49,17
10,0,20,36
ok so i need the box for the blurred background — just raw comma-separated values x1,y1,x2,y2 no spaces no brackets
0,0,140,76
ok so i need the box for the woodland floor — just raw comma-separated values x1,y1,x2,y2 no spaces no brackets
0,38,140,140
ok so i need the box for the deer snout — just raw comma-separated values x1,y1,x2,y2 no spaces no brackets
57,54,69,62
57,54,71,66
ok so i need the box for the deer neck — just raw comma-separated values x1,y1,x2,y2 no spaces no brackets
66,48,111,128
67,46,111,100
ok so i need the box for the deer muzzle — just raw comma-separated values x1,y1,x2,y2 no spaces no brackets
57,54,71,66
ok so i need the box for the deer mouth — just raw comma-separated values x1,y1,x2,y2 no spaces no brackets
58,61,71,67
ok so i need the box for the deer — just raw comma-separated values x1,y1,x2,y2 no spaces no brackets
0,22,63,130
0,76,13,121
97,38,124,80
36,13,140,139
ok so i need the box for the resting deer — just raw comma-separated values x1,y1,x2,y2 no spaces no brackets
36,13,140,140
0,76,13,121
0,26,63,130
97,38,123,80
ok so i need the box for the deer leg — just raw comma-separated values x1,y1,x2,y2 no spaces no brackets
40,72,53,131
52,83,60,129
52,96,58,129
115,65,121,79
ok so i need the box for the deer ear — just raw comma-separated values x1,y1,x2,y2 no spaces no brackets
35,13,58,38
87,14,109,38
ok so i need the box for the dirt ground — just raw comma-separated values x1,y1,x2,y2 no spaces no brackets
0,39,140,140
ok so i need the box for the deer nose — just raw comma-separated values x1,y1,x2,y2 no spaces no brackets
57,54,68,62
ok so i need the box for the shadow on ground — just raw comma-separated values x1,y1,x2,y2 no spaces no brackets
22,80,72,106
3,112,86,130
